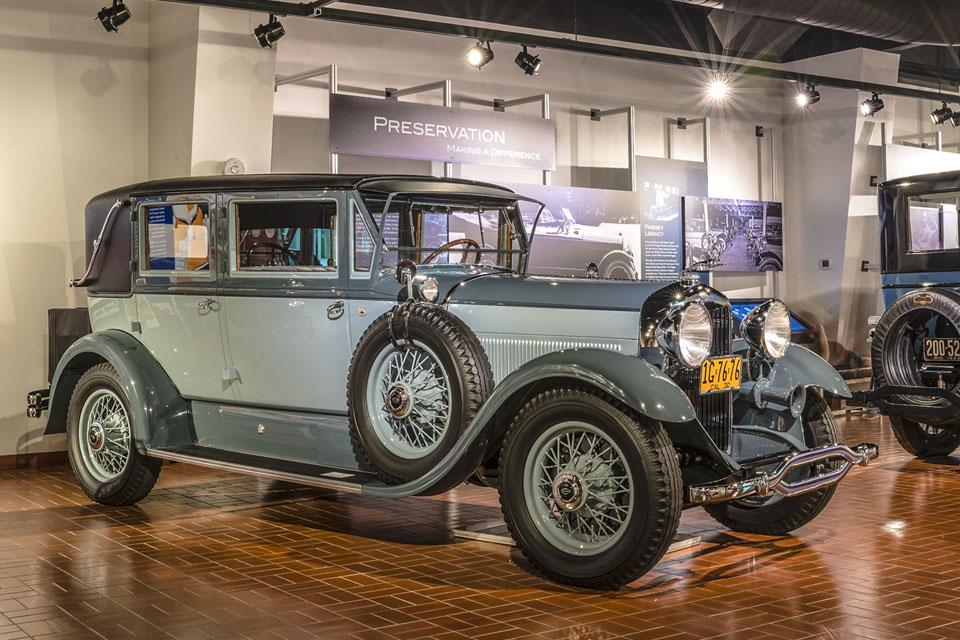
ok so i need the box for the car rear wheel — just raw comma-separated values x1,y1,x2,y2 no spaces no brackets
703,393,839,535
889,416,960,458
66,363,161,506
347,303,493,484
498,388,682,590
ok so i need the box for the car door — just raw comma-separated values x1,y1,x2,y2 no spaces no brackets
133,192,234,401
220,191,353,413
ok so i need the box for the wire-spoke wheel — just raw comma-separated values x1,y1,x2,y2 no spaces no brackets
348,303,493,484
66,363,161,506
366,340,452,459
523,422,633,556
499,387,681,590
78,389,131,482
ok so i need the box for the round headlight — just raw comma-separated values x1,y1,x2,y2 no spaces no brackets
677,303,713,368
741,300,791,359
420,277,440,303
762,301,791,359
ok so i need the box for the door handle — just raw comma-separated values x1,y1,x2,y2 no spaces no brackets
327,300,344,320
197,297,219,313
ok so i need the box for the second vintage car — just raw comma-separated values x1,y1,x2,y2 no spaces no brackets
862,170,960,457
29,174,876,589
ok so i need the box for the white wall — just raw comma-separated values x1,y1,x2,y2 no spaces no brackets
0,0,150,457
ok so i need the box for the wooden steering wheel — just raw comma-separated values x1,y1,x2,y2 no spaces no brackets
422,238,481,264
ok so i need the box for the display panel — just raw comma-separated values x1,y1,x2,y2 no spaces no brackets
683,197,784,272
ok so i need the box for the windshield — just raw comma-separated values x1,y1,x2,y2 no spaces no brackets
363,196,529,271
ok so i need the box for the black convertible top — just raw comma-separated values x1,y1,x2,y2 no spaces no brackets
109,174,521,199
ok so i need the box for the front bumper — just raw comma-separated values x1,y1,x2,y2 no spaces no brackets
851,385,960,421
688,442,879,505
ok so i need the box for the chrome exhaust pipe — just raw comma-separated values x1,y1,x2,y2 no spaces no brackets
688,442,879,505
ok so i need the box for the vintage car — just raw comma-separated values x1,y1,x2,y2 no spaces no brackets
861,170,960,457
27,174,877,589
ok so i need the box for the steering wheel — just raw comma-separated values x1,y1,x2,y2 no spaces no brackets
242,241,298,267
422,238,481,264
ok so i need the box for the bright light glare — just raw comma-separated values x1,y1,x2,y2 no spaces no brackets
466,47,485,67
707,77,730,101
795,92,809,108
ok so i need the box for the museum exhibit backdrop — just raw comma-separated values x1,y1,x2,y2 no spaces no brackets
503,157,708,281
682,197,784,272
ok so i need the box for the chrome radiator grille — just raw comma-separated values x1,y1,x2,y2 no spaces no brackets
674,305,734,452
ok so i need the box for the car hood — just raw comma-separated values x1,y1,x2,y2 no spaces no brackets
446,272,671,312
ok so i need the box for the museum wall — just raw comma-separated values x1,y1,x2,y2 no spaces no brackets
0,0,150,458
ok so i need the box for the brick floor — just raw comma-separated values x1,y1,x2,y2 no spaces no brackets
1,414,958,639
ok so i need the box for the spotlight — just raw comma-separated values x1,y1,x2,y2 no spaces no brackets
931,102,954,126
466,40,494,69
514,45,542,76
859,93,884,117
795,83,820,108
707,76,730,102
950,111,960,128
254,14,285,48
97,0,130,33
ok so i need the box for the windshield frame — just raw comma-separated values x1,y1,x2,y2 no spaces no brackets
357,187,544,274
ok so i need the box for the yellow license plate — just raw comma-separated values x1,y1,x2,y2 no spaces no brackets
699,356,743,395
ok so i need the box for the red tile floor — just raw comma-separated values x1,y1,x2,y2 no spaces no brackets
1,413,959,640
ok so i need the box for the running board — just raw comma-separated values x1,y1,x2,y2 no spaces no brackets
146,445,381,495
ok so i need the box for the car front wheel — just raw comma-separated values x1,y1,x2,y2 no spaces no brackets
498,388,682,590
66,363,161,506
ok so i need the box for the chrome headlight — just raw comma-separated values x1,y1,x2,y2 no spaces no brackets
741,300,791,359
658,303,713,368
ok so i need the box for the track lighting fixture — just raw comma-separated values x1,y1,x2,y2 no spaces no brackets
515,45,542,76
466,40,494,69
97,0,130,33
859,93,884,117
931,102,954,126
795,84,820,108
254,14,285,48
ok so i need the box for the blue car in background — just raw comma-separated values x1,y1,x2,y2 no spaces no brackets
863,171,960,457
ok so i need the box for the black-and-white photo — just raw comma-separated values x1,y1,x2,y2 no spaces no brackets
683,197,784,272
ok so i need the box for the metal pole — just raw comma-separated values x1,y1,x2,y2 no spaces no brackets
627,106,636,192
880,121,888,181
937,129,944,152
542,94,551,186
443,80,453,178
329,65,339,174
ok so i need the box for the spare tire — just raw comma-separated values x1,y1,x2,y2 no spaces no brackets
347,303,493,484
872,288,960,425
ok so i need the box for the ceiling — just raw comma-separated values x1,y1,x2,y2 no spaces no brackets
331,0,960,89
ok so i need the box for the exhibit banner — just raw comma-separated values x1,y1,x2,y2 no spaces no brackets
329,94,556,170
682,197,784,272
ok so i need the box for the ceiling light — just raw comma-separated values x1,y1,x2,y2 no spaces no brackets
795,83,820,108
254,14,285,48
97,0,131,32
707,76,730,102
860,93,884,117
931,102,954,125
466,40,494,69
950,111,960,127
514,45,542,76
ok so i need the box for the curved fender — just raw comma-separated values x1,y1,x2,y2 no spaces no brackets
366,348,695,498
767,344,852,398
46,330,192,453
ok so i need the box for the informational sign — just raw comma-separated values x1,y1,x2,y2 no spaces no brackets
683,197,784,272
329,94,556,171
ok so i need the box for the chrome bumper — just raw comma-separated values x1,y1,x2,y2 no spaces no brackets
688,442,879,505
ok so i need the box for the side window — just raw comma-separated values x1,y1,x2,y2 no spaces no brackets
235,200,337,272
908,192,960,253
143,202,210,272
353,202,374,272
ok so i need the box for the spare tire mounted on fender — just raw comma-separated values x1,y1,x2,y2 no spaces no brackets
347,303,494,484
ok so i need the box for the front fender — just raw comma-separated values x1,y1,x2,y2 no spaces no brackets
366,349,695,497
767,344,851,398
47,330,192,453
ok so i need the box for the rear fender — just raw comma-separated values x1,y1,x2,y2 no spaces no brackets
46,330,192,453
366,348,698,497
